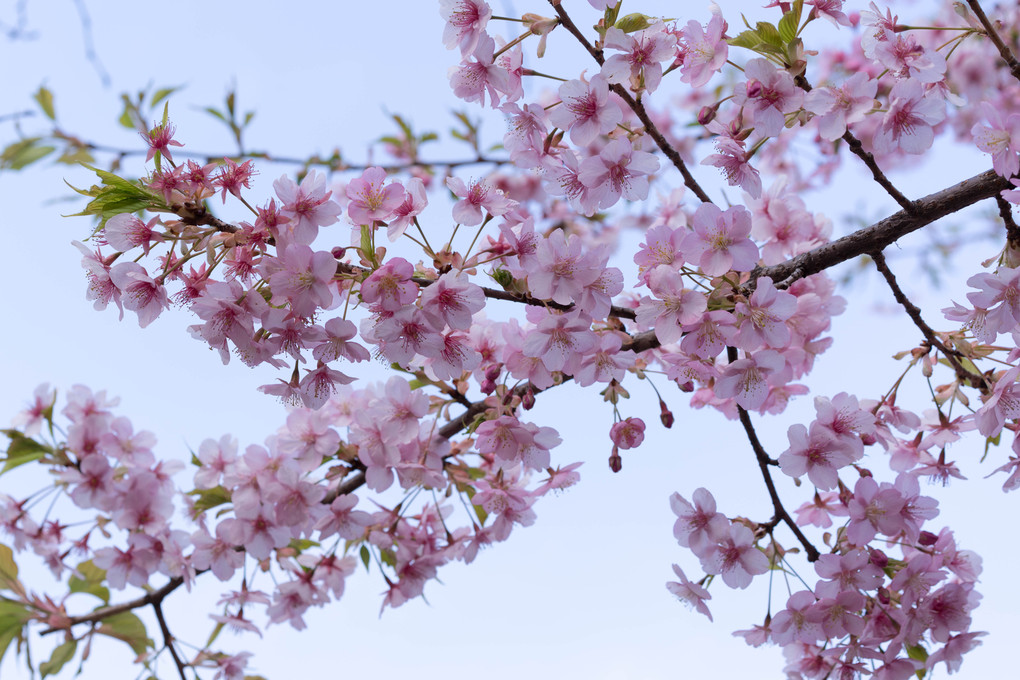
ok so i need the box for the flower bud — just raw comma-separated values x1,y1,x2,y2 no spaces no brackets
659,400,674,429
869,547,889,568
697,105,717,126
522,387,536,410
331,246,347,259
608,446,623,473
918,530,938,546
480,378,496,394
485,364,503,382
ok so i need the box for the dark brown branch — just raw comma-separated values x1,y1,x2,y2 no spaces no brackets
965,0,1020,83
726,347,820,562
546,0,714,204
870,251,988,391
997,194,1020,248
152,600,189,680
751,169,1011,290
78,140,509,174
42,576,185,634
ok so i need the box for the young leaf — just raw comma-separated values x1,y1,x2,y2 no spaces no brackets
33,86,56,120
1,432,49,474
68,560,111,603
96,612,153,657
0,601,31,666
39,639,77,678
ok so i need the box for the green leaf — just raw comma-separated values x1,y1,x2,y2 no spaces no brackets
727,29,762,50
614,13,655,33
189,486,232,514
0,546,19,591
56,148,95,165
33,86,56,120
778,11,798,43
2,432,48,474
68,560,110,603
205,621,225,648
203,106,227,123
65,165,161,230
96,612,152,657
0,601,31,666
150,86,180,107
39,639,76,678
288,538,320,553
0,138,56,171
754,22,785,49
359,544,370,571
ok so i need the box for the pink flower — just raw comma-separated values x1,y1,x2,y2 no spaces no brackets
419,271,485,331
578,138,659,209
601,24,676,94
273,171,343,245
141,121,184,164
971,101,1020,178
703,523,769,589
676,14,728,88
610,417,645,449
778,422,856,490
734,277,797,350
702,137,762,198
449,34,513,109
439,0,492,57
109,262,168,328
636,266,708,345
548,75,622,147
714,349,788,411
103,214,164,254
666,564,713,621
264,244,338,318
733,58,804,138
212,158,257,203
682,203,759,276
873,80,944,155
345,166,405,226
361,257,418,312
446,176,515,226
527,230,600,305
804,72,878,141
387,177,428,241
670,488,728,556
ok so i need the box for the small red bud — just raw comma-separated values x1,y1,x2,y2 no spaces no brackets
522,388,536,410
659,400,674,429
697,105,716,126
480,378,496,394
484,364,502,382
330,246,347,259
918,530,938,546
608,446,622,473
869,548,889,568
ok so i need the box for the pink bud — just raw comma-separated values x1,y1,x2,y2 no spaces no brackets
608,447,622,473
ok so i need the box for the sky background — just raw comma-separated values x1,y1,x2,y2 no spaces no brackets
0,1,1018,678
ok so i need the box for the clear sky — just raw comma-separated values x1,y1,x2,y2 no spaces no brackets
0,1,1017,679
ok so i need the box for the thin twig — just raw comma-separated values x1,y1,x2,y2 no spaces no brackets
727,347,821,562
794,75,915,214
546,0,714,204
871,250,988,391
152,600,189,680
965,0,1020,83
41,576,185,634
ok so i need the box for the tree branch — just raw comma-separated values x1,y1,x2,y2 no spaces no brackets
152,600,189,680
965,0,1020,84
546,0,714,204
42,576,185,634
870,250,988,391
727,347,820,562
751,169,1011,290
